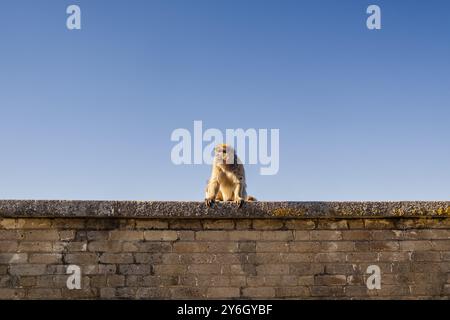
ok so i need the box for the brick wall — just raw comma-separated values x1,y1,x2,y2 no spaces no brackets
1,201,450,299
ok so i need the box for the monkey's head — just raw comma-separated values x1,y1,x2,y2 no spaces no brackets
214,144,236,165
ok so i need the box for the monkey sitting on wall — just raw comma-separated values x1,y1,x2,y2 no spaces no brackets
205,144,256,208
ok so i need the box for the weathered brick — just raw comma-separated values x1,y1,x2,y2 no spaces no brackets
275,286,309,298
0,219,17,229
135,220,169,229
324,264,356,274
206,287,240,298
88,241,122,252
143,275,178,286
119,264,152,275
242,287,275,298
109,231,143,241
235,219,252,230
411,251,441,262
441,252,450,261
342,230,371,240
347,219,365,229
86,219,120,230
136,242,172,253
188,264,221,274
188,253,225,264
59,230,76,241
143,231,178,241
264,275,300,286
9,264,47,276
0,253,27,264
281,253,314,263
22,230,59,241
153,264,186,275
431,240,450,251
310,230,342,241
317,220,348,230
254,253,283,264
0,241,18,252
257,242,289,252
16,219,52,229
261,231,293,241
52,219,85,229
89,275,107,287
100,288,116,298
298,275,314,286
0,289,26,299
289,263,324,276
310,286,344,297
86,231,109,241
173,242,207,253
400,241,433,251
289,241,320,252
371,230,403,240
100,253,134,264
176,231,195,241
256,264,289,275
169,220,202,230
285,220,316,230
171,287,206,298
229,231,261,241
65,253,99,264
229,276,246,286
202,220,235,230
321,241,355,252
224,264,257,276
314,253,346,263
252,220,284,230
18,242,53,252
370,241,400,251
315,275,347,285
135,253,163,264
378,252,411,262
135,287,171,299
56,241,87,252
18,276,37,287
62,288,98,299
294,231,310,241
29,253,62,264
364,219,396,229
0,230,22,240
346,252,378,262
238,242,256,252
196,231,229,241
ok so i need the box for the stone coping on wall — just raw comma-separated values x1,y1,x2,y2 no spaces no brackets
0,200,450,219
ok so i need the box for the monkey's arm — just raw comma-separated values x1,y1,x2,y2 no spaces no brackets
205,167,220,207
233,182,245,207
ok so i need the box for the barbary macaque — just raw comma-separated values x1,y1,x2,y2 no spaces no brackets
205,144,256,207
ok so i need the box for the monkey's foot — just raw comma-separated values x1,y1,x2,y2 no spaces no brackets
205,198,215,208
234,198,244,208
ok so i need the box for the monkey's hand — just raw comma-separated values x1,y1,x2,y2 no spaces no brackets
205,198,215,208
234,197,244,208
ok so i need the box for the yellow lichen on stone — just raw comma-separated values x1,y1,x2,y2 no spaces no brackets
272,208,306,217
435,207,450,216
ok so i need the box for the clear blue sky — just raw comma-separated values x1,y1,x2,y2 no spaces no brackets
1,0,449,201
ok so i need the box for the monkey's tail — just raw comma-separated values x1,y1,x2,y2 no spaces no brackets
246,196,257,202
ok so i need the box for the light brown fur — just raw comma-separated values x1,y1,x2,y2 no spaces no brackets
205,144,256,207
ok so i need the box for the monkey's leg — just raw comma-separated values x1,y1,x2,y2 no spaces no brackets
205,180,220,207
233,183,245,208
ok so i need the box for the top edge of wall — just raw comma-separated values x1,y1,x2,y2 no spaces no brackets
0,200,450,219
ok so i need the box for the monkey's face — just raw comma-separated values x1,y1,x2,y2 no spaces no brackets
214,144,235,164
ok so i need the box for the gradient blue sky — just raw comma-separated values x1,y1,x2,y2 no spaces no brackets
1,0,449,201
